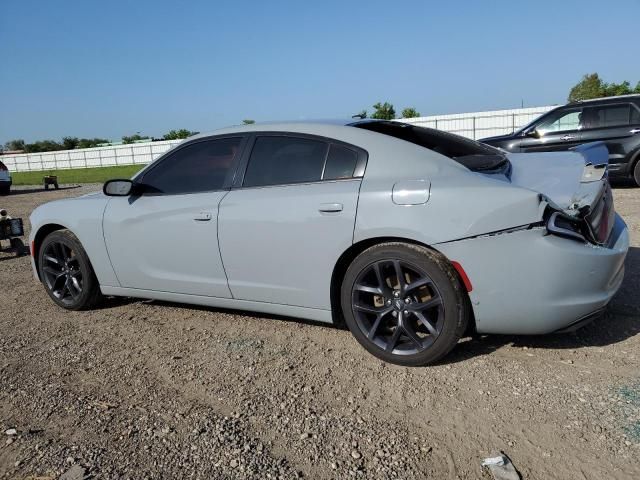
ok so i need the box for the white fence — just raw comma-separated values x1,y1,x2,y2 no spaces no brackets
1,139,182,173
1,105,559,172
398,105,556,139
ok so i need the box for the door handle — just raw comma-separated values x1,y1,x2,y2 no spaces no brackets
630,128,640,134
561,135,575,141
194,212,212,221
318,203,343,213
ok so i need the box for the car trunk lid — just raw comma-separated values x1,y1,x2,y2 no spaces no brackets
492,142,615,244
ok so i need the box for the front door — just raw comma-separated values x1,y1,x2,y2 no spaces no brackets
521,107,583,153
218,134,365,310
103,136,245,297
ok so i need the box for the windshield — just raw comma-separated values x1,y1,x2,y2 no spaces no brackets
350,120,508,172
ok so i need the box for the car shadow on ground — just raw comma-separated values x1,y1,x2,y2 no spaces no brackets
3,185,81,196
610,179,638,189
136,247,640,366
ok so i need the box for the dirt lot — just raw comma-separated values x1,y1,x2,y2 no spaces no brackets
1,184,639,480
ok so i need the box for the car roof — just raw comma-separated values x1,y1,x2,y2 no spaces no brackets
568,94,640,106
188,118,385,141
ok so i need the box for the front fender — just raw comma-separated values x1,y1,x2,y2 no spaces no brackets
30,197,120,287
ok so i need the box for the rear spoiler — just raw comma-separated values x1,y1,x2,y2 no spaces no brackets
571,141,608,183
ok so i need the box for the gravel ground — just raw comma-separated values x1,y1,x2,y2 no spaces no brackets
1,183,639,480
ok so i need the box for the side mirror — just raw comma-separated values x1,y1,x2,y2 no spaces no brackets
103,179,134,196
523,129,540,139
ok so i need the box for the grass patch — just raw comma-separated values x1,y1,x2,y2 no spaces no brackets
11,165,146,186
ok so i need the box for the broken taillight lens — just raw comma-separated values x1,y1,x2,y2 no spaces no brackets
584,182,615,245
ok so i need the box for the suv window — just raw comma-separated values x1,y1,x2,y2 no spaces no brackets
582,104,632,129
141,137,241,194
632,105,640,125
243,136,328,187
536,109,581,134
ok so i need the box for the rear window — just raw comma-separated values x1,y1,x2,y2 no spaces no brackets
243,136,328,187
351,120,507,171
582,104,632,128
323,144,358,180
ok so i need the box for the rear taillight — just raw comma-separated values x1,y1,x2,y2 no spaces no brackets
584,182,614,245
0,162,7,171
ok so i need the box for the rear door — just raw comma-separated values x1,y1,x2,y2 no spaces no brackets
218,134,366,310
520,107,583,153
579,102,640,172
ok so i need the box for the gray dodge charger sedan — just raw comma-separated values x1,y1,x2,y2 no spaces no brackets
29,120,629,365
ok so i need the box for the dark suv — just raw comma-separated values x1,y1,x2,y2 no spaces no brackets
480,95,640,186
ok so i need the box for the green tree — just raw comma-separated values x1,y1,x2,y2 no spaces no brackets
242,119,255,125
62,137,80,150
568,73,640,101
4,139,26,151
568,73,604,101
77,138,109,149
25,140,64,153
122,134,150,144
401,107,421,118
162,129,198,140
602,80,633,97
371,102,396,120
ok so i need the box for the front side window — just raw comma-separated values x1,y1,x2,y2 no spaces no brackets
141,137,242,194
581,104,631,129
536,109,581,135
243,136,328,187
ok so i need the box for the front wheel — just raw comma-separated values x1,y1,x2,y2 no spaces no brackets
633,159,640,187
38,229,103,310
340,243,469,366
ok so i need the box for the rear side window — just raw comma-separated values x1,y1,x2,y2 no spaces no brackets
141,137,242,194
243,136,328,187
582,104,631,129
323,144,358,180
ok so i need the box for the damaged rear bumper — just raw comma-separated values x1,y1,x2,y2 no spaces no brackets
436,214,629,335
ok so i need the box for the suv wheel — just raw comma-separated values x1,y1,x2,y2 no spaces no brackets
633,158,640,187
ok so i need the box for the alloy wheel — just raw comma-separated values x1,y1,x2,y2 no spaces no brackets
41,241,84,305
351,259,445,356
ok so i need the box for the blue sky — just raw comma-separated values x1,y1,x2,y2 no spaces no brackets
1,0,639,143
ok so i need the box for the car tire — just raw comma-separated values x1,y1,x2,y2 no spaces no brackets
633,158,640,187
0,186,9,196
340,242,469,366
38,229,103,310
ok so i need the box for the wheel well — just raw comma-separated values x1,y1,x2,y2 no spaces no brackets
329,236,475,333
32,224,66,279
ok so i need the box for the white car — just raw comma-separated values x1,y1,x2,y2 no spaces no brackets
0,161,12,195
29,120,628,366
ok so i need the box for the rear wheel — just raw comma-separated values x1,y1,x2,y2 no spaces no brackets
633,159,640,187
341,242,468,366
38,229,103,310
0,186,9,195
